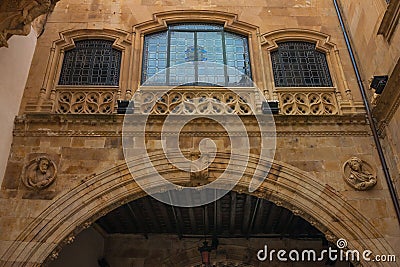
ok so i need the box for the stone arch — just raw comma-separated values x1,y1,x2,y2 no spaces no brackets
260,28,355,112
0,151,397,266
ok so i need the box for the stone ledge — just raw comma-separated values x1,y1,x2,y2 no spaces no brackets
13,113,371,137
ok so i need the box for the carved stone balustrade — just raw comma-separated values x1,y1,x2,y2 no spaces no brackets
134,87,259,115
277,88,340,115
55,87,117,114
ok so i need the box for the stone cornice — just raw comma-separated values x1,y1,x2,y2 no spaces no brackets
13,113,371,137
378,0,400,41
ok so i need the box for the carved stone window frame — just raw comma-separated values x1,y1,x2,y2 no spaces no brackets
378,0,400,41
130,10,263,93
261,29,357,115
28,28,131,113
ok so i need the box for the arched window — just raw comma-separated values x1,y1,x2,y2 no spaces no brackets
141,23,252,86
59,39,122,86
271,41,333,87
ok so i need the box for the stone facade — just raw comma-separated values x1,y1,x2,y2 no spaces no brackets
337,0,400,199
0,0,399,266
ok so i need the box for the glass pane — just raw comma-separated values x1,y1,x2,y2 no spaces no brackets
225,32,252,86
141,23,253,87
142,31,168,85
169,31,195,85
197,31,225,85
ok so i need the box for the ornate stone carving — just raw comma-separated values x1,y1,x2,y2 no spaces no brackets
65,235,75,244
343,157,377,191
0,0,59,47
49,250,58,260
55,89,116,114
324,230,337,244
22,156,57,190
82,221,92,229
278,91,339,115
137,88,255,115
190,152,209,181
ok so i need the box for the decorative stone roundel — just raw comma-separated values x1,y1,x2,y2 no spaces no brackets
342,157,377,190
22,156,57,190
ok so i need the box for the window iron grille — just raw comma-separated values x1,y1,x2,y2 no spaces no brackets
59,39,121,86
271,41,333,87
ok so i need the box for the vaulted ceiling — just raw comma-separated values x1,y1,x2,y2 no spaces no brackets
96,191,325,240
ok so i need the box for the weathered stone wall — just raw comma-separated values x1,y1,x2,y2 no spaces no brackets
1,0,400,266
337,0,399,76
1,113,399,265
337,0,400,203
18,0,365,113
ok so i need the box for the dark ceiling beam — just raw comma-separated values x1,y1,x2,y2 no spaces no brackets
204,205,210,235
214,191,218,235
143,200,161,233
229,191,237,234
279,212,294,234
121,205,139,233
168,191,183,239
126,203,148,239
175,208,184,238
253,198,265,233
242,194,253,236
159,204,174,233
275,209,291,234
287,215,300,235
264,203,281,234
217,196,222,234
246,197,260,238
188,207,197,233
186,190,198,233
112,209,127,233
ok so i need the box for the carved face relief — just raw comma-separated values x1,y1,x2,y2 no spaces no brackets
22,156,57,190
39,158,50,173
342,157,377,191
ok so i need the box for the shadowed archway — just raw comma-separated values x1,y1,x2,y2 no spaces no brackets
0,151,397,266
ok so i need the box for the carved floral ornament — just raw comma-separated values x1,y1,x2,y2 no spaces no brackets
342,157,377,191
0,0,59,47
22,156,57,190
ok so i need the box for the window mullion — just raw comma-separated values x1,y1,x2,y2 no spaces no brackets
194,31,198,84
280,49,287,87
221,31,228,86
89,44,96,85
166,30,171,86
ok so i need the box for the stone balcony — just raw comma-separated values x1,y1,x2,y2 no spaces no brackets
53,86,341,116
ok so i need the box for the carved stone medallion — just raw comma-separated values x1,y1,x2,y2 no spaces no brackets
342,157,377,191
22,156,57,190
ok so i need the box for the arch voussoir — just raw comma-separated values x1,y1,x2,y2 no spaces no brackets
1,152,397,267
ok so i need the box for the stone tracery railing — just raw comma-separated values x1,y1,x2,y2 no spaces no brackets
277,88,339,115
135,87,257,115
53,86,341,115
55,87,117,114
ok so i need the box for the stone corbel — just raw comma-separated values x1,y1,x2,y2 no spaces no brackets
0,0,59,47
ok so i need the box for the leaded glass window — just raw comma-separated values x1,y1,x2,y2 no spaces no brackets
59,39,121,86
142,23,252,86
271,41,333,87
